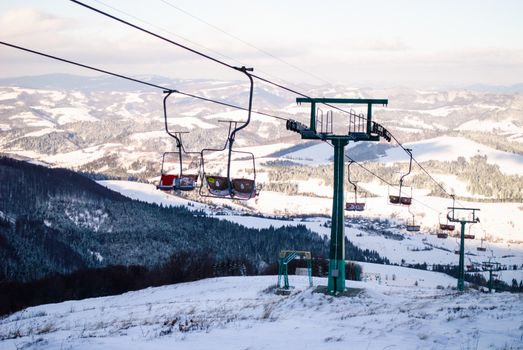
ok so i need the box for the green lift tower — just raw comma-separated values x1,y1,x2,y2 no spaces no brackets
447,207,480,291
286,98,390,294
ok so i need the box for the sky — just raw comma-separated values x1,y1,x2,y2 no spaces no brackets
0,0,522,88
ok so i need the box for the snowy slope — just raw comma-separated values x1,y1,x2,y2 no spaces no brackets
381,136,523,175
98,180,208,211
279,135,523,174
1,273,522,350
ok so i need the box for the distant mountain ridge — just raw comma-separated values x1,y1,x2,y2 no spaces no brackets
1,74,522,202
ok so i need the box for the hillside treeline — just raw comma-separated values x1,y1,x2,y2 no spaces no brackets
266,154,523,201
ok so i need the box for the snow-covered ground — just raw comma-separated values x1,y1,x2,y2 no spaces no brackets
380,136,523,175
1,271,522,350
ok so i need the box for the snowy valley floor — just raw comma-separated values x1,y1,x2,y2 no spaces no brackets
1,266,522,350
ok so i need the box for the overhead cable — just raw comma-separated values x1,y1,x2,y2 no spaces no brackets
69,0,367,122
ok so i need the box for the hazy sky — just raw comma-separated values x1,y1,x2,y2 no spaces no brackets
1,0,522,88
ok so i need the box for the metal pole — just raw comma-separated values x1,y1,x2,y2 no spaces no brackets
458,221,466,291
488,269,493,293
328,138,348,293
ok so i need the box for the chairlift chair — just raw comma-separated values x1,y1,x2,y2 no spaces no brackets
389,148,413,205
200,122,235,198
157,91,200,192
464,225,475,240
200,67,258,200
477,235,487,251
405,205,421,232
439,212,455,231
437,232,448,239
439,197,457,230
230,149,258,199
201,122,258,200
345,160,366,211
157,152,180,192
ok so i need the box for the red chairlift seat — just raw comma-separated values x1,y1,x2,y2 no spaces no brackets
231,178,256,199
437,233,448,239
464,234,475,240
157,174,177,191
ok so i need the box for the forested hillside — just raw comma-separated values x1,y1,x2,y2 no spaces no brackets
0,157,387,283
0,157,328,281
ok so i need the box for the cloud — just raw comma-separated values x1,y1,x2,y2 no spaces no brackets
0,8,72,37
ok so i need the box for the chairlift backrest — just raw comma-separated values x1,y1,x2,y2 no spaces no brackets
158,174,177,191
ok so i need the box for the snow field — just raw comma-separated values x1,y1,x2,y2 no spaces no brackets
381,136,523,175
1,274,522,350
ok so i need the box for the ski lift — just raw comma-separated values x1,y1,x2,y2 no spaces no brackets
345,160,366,211
405,205,421,232
439,209,455,231
477,229,487,251
464,225,475,240
158,152,179,191
437,232,448,239
201,123,258,200
200,67,258,200
453,236,460,254
477,238,487,251
389,148,413,205
157,91,200,192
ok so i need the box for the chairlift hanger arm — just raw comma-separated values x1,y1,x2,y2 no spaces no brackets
399,148,413,186
226,67,254,194
162,91,182,148
228,67,254,143
347,160,357,191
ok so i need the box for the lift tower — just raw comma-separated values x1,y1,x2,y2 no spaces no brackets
287,98,390,294
447,207,480,291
